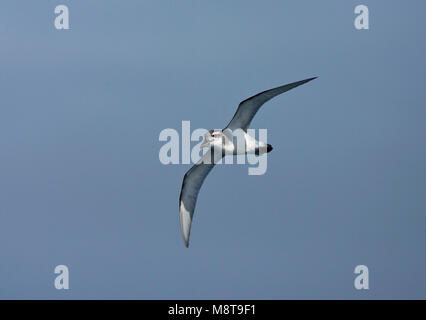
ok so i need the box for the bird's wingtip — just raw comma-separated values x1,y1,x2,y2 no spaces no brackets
182,232,190,248
296,77,317,86
180,201,192,248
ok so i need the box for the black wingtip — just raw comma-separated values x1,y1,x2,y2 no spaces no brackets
305,76,318,82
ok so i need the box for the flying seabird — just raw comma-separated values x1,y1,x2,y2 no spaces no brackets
179,77,317,247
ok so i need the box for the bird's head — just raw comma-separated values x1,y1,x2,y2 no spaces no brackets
200,130,222,148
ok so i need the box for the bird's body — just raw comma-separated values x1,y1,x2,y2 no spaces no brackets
201,129,271,156
179,77,317,247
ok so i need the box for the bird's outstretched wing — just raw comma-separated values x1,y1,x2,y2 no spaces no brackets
179,149,223,247
225,77,317,131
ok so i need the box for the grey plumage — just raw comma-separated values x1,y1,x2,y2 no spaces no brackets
179,77,317,247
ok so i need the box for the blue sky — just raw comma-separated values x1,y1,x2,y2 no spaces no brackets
0,1,425,298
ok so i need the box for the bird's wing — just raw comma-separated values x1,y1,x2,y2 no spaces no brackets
179,149,223,247
225,77,317,131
